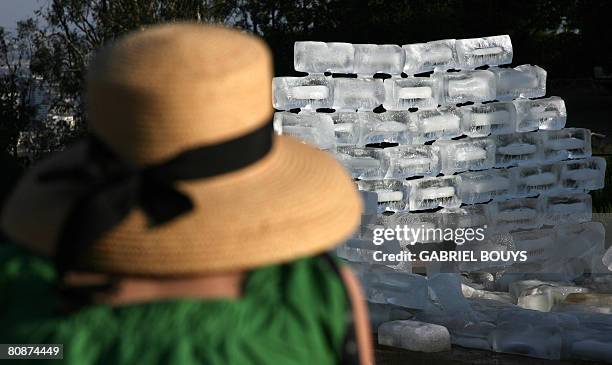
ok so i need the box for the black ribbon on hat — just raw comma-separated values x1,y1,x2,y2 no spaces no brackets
38,121,273,273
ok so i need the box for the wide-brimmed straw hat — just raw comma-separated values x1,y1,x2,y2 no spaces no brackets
1,23,362,276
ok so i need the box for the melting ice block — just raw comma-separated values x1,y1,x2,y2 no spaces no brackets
383,77,438,110
273,111,335,150
354,44,405,75
356,111,410,145
434,70,496,105
457,169,514,204
387,211,445,245
405,175,461,211
488,322,562,360
407,107,463,143
455,35,513,69
540,128,592,162
378,320,451,352
329,111,361,145
511,280,590,312
490,197,543,232
493,132,544,167
363,271,430,309
428,273,476,319
402,39,457,74
513,96,567,131
272,75,333,110
434,137,495,174
357,179,409,212
540,193,592,226
294,41,354,73
460,101,517,137
559,157,606,191
511,163,561,197
332,77,385,111
381,145,440,178
334,146,384,180
336,237,402,265
490,65,547,100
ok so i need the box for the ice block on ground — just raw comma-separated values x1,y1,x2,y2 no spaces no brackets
356,111,410,145
493,132,544,167
407,106,463,143
294,41,354,74
357,179,409,212
490,64,547,100
353,44,405,75
272,75,333,110
378,320,451,352
511,280,590,312
513,96,567,131
460,101,517,137
490,197,543,232
540,128,592,162
383,76,438,110
434,137,495,174
457,169,514,204
329,111,361,145
332,77,385,111
554,293,612,315
488,322,562,360
434,70,496,105
380,144,440,178
540,192,592,225
559,157,606,191
405,175,462,211
455,35,513,69
402,39,457,74
511,163,561,197
428,273,476,318
273,111,335,150
334,146,384,180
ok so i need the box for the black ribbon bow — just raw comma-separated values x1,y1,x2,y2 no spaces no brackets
39,122,273,272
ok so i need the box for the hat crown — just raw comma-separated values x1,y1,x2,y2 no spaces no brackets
87,24,273,165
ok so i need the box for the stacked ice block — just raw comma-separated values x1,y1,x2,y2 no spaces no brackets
273,35,611,361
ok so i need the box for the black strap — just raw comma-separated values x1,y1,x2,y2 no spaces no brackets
320,254,361,365
38,122,273,273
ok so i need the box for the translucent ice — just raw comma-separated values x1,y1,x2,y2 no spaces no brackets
402,39,457,74
378,320,451,352
441,204,491,230
387,211,446,245
357,179,409,213
407,106,463,143
362,271,430,309
511,163,561,197
489,65,547,100
329,111,361,145
490,197,543,232
405,175,462,211
380,145,440,178
488,322,562,360
559,157,606,191
457,169,514,204
336,237,402,265
273,111,335,150
383,77,438,110
334,146,384,180
354,44,405,75
428,273,476,318
455,35,513,69
540,128,592,162
294,41,354,74
434,137,495,174
460,101,517,137
540,193,592,226
513,96,567,131
493,132,544,167
272,75,333,110
332,77,385,111
356,111,410,145
434,70,496,105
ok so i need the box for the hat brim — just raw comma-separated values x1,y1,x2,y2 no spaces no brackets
1,135,362,275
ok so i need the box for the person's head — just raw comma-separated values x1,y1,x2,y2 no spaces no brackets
1,24,362,276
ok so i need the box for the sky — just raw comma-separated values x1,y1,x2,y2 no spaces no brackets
0,0,46,30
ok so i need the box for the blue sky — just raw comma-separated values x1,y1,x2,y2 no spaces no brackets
0,0,46,30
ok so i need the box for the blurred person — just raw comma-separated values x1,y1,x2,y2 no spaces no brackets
0,24,373,365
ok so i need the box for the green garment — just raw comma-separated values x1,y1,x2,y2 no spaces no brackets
0,244,350,365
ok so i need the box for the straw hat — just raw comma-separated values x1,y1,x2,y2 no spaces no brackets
1,23,362,276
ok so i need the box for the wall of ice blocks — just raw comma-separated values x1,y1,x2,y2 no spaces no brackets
273,34,611,363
